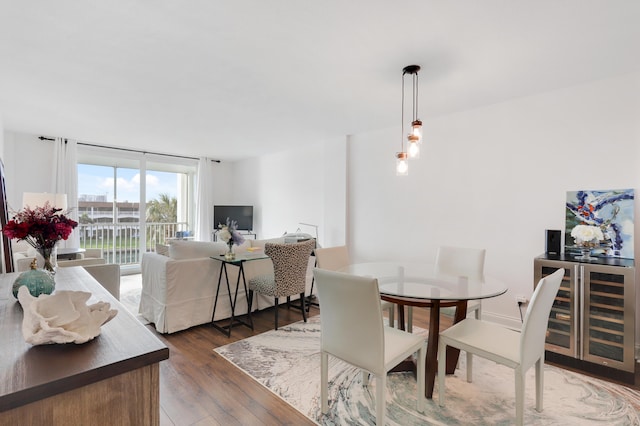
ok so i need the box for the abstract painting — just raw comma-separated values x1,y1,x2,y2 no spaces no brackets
565,189,635,259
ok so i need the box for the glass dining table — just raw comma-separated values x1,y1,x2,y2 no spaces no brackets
339,262,508,399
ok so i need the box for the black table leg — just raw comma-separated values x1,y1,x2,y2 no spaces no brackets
211,261,254,336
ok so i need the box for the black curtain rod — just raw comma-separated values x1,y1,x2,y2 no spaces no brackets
38,136,221,163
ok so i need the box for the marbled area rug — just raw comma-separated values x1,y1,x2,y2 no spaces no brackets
214,316,640,425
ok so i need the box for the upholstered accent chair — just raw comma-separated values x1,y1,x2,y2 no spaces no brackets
83,263,121,300
248,239,315,329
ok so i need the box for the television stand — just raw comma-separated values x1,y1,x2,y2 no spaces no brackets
212,230,257,242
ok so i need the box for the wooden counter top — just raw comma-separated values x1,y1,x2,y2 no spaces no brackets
0,266,169,413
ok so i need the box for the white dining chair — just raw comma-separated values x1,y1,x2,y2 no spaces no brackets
313,268,426,424
400,246,486,333
437,268,564,426
435,245,486,321
314,245,397,328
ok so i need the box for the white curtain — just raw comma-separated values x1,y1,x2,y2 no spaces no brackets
194,157,214,241
52,138,79,248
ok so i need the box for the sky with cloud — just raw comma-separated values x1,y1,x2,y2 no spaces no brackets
77,164,178,203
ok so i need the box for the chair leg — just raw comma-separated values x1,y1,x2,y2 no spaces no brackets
438,337,447,407
388,305,395,328
300,292,307,322
321,351,329,414
407,306,413,332
376,374,386,425
361,370,370,386
535,358,544,412
417,344,426,413
437,338,447,406
274,297,279,330
515,368,525,426
466,351,473,383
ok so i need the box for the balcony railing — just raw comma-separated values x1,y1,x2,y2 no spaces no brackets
78,222,190,265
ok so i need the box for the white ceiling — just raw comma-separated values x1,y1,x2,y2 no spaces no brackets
1,1,639,162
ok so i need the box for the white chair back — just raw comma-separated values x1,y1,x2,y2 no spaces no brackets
84,263,121,300
314,268,385,375
435,246,486,279
520,268,564,370
314,245,350,271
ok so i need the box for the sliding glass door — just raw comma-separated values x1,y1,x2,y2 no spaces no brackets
77,146,196,270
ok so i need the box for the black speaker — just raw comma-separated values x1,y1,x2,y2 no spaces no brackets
545,229,561,254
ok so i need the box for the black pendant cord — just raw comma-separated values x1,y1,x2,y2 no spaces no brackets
400,73,405,152
413,72,419,121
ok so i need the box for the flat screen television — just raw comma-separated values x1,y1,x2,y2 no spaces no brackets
214,205,253,231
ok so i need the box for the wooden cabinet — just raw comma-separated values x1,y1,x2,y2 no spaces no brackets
0,267,169,424
534,255,635,373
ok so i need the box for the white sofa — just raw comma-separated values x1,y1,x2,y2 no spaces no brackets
140,238,315,334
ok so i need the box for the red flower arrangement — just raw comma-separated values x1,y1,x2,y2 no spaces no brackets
2,202,78,272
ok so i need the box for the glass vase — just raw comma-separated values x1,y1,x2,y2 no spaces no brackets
35,245,58,274
575,239,599,261
225,242,235,261
578,246,593,261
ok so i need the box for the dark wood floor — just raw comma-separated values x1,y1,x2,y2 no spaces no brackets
146,302,439,426
146,301,639,426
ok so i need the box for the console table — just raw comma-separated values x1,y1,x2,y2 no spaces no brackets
210,252,269,336
0,266,169,424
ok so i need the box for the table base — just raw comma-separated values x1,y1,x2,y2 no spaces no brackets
389,299,468,399
211,259,254,337
211,315,253,337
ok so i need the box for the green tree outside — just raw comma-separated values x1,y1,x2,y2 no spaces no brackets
146,193,177,223
146,193,178,244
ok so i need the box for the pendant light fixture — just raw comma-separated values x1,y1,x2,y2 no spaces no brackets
396,64,422,176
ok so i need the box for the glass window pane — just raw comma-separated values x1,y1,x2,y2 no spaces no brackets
77,152,196,266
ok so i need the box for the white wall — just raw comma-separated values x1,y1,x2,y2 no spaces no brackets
349,72,640,328
211,160,235,206
323,137,347,247
232,140,346,246
2,132,55,211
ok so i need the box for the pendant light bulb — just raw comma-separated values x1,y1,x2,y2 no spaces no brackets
396,152,408,176
411,119,422,142
408,138,420,159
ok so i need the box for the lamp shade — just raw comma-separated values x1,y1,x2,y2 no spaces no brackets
23,193,68,210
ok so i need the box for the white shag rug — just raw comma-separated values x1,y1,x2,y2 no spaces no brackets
215,316,640,425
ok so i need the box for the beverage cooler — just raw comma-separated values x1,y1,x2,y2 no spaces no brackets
534,254,636,373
